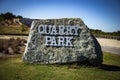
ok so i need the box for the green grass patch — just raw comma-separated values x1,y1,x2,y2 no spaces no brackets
0,52,120,80
0,26,29,35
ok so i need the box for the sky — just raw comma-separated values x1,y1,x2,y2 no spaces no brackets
0,0,120,32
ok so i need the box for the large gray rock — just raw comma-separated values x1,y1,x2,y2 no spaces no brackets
23,18,103,66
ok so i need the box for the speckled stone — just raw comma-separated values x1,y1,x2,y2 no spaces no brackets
23,18,103,66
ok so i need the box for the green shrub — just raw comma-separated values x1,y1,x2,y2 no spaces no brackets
20,24,27,32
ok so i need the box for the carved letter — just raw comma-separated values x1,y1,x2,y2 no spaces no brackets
58,36,65,46
66,37,73,46
74,26,80,35
65,26,72,35
45,36,51,46
44,25,52,34
38,25,44,34
50,36,57,46
59,25,65,35
51,25,57,35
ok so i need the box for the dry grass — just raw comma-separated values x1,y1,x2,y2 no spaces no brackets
0,26,29,35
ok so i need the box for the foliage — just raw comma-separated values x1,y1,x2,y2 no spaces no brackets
0,14,4,21
90,29,120,36
0,12,23,21
21,24,27,32
17,15,23,19
0,52,120,80
0,12,16,20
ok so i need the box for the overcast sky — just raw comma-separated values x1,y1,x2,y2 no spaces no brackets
0,0,120,32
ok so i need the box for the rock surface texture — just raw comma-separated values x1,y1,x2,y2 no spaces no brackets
23,18,103,66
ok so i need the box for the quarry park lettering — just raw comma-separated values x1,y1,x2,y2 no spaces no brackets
38,25,81,47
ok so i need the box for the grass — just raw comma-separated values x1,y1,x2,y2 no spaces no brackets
0,52,120,80
0,26,29,35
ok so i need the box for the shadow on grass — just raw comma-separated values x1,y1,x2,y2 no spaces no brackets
23,60,120,71
99,64,120,71
61,61,120,71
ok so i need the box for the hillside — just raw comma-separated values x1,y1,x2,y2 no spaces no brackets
0,12,120,38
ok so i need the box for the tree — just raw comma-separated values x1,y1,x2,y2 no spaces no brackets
17,15,23,19
0,12,23,21
4,12,16,20
0,13,5,21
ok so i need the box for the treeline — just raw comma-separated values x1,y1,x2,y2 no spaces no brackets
0,12,23,21
0,12,120,37
90,29,120,36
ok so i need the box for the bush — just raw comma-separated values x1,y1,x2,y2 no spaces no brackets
0,38,26,54
20,24,27,32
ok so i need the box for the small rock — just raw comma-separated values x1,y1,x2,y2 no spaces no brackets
8,47,14,54
0,52,4,58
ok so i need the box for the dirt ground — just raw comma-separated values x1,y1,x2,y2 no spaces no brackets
96,38,120,55
96,38,120,48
